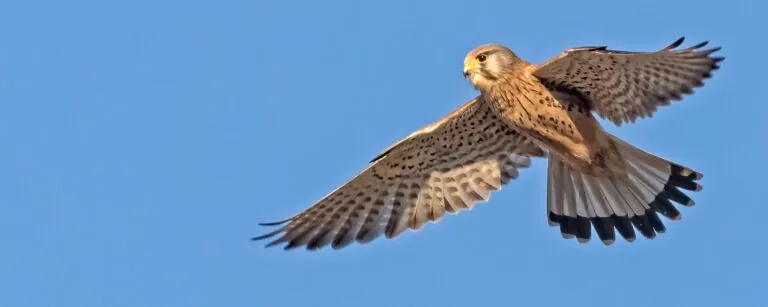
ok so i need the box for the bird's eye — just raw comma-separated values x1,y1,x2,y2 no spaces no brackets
477,54,487,62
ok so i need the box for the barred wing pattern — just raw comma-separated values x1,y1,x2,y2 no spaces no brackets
532,37,723,126
254,97,545,250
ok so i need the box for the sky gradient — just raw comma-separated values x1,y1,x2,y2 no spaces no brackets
2,1,766,306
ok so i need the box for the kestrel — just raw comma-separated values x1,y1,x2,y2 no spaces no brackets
255,37,723,250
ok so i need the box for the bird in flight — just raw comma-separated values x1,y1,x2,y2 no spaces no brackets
254,37,723,250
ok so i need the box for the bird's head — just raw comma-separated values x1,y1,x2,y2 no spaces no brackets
463,44,524,92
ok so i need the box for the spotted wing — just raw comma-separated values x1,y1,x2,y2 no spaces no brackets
254,97,545,251
532,37,723,126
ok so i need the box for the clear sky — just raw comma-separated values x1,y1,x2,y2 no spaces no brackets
2,1,766,306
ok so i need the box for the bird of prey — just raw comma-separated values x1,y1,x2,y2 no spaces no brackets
254,37,723,250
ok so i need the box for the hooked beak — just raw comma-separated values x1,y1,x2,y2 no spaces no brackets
463,60,476,78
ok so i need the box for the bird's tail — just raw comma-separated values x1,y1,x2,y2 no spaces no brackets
545,133,703,245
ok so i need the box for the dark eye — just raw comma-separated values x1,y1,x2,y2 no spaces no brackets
477,54,487,62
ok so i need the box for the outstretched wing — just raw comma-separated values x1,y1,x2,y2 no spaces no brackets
532,37,723,126
254,97,545,251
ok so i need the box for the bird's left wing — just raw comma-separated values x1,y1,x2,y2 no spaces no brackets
531,37,723,126
254,97,545,251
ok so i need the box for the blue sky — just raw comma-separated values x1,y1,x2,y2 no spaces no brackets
2,0,766,306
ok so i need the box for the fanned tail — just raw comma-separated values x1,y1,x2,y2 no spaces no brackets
546,134,702,244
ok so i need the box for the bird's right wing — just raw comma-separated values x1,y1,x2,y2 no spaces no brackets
254,97,545,251
532,37,723,126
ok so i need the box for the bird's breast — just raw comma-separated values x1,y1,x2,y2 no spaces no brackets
485,77,605,171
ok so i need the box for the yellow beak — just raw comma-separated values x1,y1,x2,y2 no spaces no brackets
463,59,477,78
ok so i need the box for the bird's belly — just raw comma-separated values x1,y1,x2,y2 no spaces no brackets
525,128,596,173
490,94,602,172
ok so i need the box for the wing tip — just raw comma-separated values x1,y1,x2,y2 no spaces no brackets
258,218,293,227
664,37,725,56
664,36,686,50
251,232,285,247
252,217,296,248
